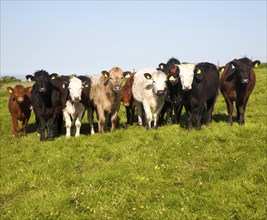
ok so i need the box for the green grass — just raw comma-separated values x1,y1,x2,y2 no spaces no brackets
0,67,266,219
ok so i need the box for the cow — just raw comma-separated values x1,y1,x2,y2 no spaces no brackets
174,62,219,129
7,85,32,137
62,76,90,138
157,57,182,124
26,70,63,141
219,58,260,125
89,67,130,133
121,72,136,126
132,68,167,130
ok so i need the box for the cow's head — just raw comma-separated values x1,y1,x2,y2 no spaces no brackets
67,77,84,103
157,58,180,75
26,70,58,93
144,70,167,96
175,63,196,91
7,85,32,103
102,67,131,93
224,58,260,84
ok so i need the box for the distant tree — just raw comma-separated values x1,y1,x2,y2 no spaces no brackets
0,76,21,85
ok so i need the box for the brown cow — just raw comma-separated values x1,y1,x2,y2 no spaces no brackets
219,58,260,125
7,85,32,137
121,72,136,126
89,67,130,133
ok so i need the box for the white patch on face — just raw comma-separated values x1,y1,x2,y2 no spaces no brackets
69,77,83,101
177,64,196,91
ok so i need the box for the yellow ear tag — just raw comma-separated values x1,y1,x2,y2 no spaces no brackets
51,76,55,80
197,69,201,74
104,73,109,78
221,67,225,72
8,89,13,93
254,63,259,68
85,84,89,88
169,76,174,81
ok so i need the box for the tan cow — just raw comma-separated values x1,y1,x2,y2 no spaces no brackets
89,67,130,134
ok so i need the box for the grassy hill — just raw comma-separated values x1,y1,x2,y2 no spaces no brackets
0,66,266,219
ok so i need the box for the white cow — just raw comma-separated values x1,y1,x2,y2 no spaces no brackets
132,68,167,129
63,77,86,138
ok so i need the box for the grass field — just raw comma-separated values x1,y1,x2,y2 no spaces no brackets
0,66,266,219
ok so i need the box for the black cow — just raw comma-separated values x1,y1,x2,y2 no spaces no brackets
219,58,260,125
76,75,93,133
26,70,63,141
176,62,219,129
157,57,182,124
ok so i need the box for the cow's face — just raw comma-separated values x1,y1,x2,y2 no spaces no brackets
34,71,50,92
144,70,167,96
68,77,83,102
102,67,130,93
228,58,260,84
26,71,58,93
7,85,32,103
176,64,196,91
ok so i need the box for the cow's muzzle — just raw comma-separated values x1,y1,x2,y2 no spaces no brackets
39,87,46,92
113,86,121,93
242,78,249,84
156,90,165,96
17,97,24,103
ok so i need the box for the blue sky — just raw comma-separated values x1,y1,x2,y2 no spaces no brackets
1,1,266,80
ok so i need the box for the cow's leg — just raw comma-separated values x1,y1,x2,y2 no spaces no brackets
143,102,152,130
174,100,183,123
75,111,84,137
196,103,205,129
165,101,173,125
22,118,29,136
184,105,193,130
131,106,136,124
136,101,143,126
154,99,165,130
237,99,246,126
11,116,19,138
224,96,234,126
47,117,57,141
206,97,216,125
57,111,63,135
64,112,72,138
88,106,95,135
38,117,46,141
111,111,118,132
125,106,131,126
98,108,105,133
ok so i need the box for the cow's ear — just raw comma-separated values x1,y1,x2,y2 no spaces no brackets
7,87,14,93
253,60,261,68
26,75,34,81
218,66,225,73
158,63,166,70
194,67,203,82
25,86,32,93
144,73,152,80
168,75,176,82
123,71,131,78
225,61,237,80
82,81,89,88
102,71,109,78
50,73,58,80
